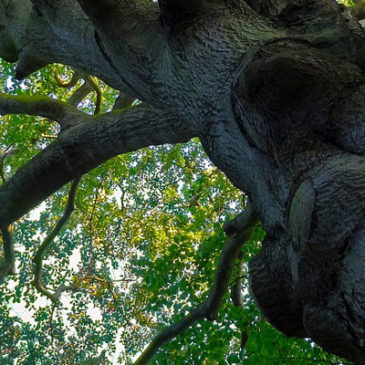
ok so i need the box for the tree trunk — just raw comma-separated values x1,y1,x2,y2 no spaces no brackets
1,0,365,362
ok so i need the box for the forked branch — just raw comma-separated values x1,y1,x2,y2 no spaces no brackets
133,203,258,365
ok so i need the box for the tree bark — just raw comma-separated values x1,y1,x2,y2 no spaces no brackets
1,0,365,362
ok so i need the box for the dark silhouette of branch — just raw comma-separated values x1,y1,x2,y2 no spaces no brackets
133,202,258,365
0,225,15,283
32,177,81,303
0,145,19,183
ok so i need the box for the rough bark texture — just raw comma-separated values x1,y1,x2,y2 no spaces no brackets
1,0,365,362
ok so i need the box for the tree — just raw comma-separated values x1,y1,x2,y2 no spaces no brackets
0,0,365,363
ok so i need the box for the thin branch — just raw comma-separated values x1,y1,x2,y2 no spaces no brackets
0,93,89,130
85,75,102,115
41,134,57,139
134,202,258,365
0,161,5,184
229,252,249,349
0,225,15,283
86,176,105,271
0,145,19,183
54,71,81,89
32,177,81,303
68,83,93,107
32,70,103,302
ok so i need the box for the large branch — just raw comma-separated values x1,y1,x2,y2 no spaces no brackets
0,93,89,130
134,204,258,365
0,104,196,227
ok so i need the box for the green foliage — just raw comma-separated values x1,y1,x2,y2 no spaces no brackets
0,60,349,364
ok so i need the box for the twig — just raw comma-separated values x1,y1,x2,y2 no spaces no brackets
133,202,258,365
0,225,16,283
32,177,81,302
32,67,102,301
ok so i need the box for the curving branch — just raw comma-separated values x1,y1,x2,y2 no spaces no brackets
54,71,81,89
0,225,15,283
55,70,103,114
32,177,81,303
0,93,89,130
133,203,258,365
0,146,20,183
230,251,244,308
0,104,196,227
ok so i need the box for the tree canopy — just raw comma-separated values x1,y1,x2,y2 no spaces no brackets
0,0,365,364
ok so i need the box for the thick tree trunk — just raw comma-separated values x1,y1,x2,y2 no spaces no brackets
1,0,365,362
